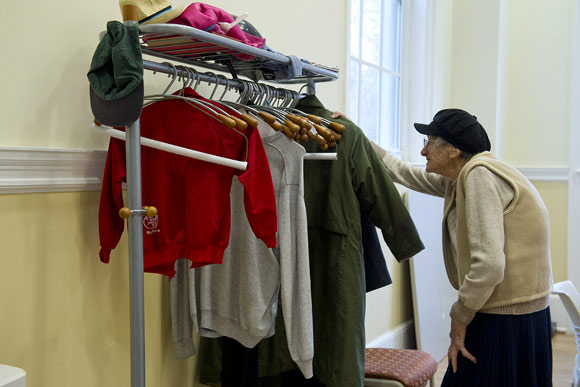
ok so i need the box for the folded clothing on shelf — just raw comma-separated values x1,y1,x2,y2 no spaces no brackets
168,2,266,60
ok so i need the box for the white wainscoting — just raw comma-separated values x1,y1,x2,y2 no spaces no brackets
0,147,570,194
517,167,569,182
0,147,106,194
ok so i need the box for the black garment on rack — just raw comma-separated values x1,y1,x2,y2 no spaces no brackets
361,209,393,292
259,370,324,386
221,337,259,387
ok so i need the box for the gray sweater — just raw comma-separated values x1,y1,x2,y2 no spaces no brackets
170,129,314,377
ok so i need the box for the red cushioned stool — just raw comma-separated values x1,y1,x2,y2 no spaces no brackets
364,348,437,387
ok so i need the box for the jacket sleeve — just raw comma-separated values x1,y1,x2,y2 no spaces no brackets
98,138,127,263
370,141,447,197
237,126,278,248
353,133,425,261
277,156,314,378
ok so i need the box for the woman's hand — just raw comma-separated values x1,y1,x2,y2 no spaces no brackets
448,320,477,373
331,111,351,121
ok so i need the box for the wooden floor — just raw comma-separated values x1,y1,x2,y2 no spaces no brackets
432,332,576,387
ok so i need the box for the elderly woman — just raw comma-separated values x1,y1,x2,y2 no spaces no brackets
353,109,553,386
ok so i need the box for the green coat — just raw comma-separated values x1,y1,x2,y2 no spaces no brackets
199,96,424,387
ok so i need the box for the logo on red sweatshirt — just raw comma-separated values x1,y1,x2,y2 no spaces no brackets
143,215,160,235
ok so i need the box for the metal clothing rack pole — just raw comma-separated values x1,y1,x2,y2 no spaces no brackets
125,119,146,387
118,9,147,387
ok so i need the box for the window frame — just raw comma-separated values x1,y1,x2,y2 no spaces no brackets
346,0,403,156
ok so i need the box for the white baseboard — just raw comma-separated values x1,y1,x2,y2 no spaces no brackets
366,319,416,349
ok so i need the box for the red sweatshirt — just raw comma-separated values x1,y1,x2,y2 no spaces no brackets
98,88,277,277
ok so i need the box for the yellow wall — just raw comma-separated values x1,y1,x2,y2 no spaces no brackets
446,0,573,289
533,182,570,283
365,251,413,342
0,192,195,386
496,0,573,166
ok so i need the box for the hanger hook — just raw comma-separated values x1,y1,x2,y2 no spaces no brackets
177,65,190,95
192,69,201,91
265,85,273,106
281,89,288,108
161,62,178,95
183,67,193,89
236,80,244,103
270,86,278,107
177,65,189,86
247,82,256,105
261,84,269,106
274,89,286,108
255,84,263,106
204,72,219,99
210,73,222,100
258,84,267,106
284,89,292,108
238,80,248,104
218,75,230,100
270,86,279,107
290,89,299,108
186,67,196,88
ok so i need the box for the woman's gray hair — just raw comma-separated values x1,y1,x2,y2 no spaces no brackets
435,137,474,161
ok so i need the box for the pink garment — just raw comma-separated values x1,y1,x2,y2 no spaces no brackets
169,3,266,60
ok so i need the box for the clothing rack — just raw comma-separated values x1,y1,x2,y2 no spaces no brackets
107,9,339,387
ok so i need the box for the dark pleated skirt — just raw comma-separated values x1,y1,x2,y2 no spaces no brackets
441,307,552,387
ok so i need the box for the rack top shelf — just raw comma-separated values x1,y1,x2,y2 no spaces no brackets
138,24,339,84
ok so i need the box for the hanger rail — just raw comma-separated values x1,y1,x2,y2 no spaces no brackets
91,123,247,171
303,153,338,160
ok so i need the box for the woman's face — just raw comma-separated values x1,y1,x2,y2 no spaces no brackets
421,136,451,175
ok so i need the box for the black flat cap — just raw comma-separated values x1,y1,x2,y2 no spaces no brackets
414,109,491,154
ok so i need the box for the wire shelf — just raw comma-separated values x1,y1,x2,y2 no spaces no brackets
139,24,339,84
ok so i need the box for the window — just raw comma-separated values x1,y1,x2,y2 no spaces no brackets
347,0,402,151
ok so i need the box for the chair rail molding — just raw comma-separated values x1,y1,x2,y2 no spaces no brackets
0,147,106,194
517,167,570,182
410,163,569,182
